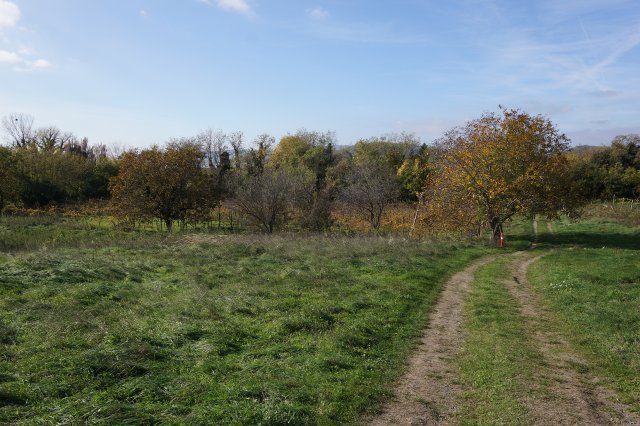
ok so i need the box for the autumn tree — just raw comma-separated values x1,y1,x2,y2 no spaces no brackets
427,108,576,241
397,144,431,200
397,146,431,236
353,132,419,171
109,144,214,230
269,130,337,230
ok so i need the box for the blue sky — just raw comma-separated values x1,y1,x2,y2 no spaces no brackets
1,0,639,147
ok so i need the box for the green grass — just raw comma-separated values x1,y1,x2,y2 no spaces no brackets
528,219,640,412
0,218,491,424
457,256,542,425
3,208,637,423
582,201,640,228
0,215,239,252
0,215,162,252
536,215,640,250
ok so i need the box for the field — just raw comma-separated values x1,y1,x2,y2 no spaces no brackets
452,213,640,423
0,204,639,424
0,216,492,424
528,217,640,412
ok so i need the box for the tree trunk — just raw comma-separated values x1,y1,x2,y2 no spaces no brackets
368,206,376,230
165,219,173,231
489,217,502,244
408,194,424,238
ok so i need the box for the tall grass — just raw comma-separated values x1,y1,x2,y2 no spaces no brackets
0,221,491,424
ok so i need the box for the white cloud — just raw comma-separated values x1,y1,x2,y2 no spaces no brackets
0,49,20,63
29,58,50,68
140,10,147,17
0,49,51,71
0,2,52,72
199,0,252,16
0,0,19,28
307,6,329,20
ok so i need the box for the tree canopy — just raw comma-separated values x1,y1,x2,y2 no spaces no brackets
427,108,577,240
109,144,214,230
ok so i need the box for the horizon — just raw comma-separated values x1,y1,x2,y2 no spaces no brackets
1,0,639,147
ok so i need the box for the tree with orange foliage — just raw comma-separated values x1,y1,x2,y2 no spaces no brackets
109,143,214,230
427,108,577,242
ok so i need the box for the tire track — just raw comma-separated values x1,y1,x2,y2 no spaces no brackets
503,253,640,425
370,256,496,426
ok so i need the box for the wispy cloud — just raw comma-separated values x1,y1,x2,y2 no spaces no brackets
495,24,640,96
305,20,430,45
570,27,640,91
307,6,329,21
539,0,635,22
199,0,253,16
0,0,20,28
463,0,640,100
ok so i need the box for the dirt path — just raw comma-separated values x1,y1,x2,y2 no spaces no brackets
504,253,640,425
370,256,496,426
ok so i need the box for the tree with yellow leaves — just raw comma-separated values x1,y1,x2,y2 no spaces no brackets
426,107,577,242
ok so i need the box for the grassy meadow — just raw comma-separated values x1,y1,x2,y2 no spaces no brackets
0,216,491,424
528,216,640,412
1,203,639,424
456,209,640,421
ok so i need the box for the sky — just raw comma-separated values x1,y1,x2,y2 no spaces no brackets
0,0,639,148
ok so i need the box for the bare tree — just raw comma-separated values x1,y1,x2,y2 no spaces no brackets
229,131,244,170
197,129,228,169
232,167,304,233
2,113,35,147
34,126,74,151
341,164,399,231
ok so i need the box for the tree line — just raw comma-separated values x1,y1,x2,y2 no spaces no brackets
570,135,640,201
0,113,118,212
2,109,639,238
